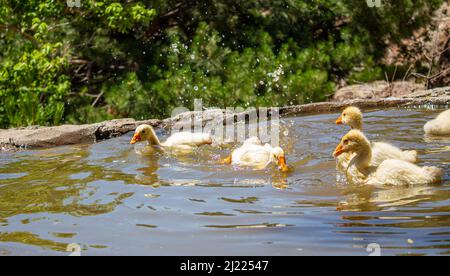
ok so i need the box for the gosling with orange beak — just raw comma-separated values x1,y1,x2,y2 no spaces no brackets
335,106,363,130
334,106,417,169
221,137,289,172
130,124,213,150
334,130,442,186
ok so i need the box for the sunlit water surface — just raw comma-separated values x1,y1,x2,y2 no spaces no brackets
0,108,449,256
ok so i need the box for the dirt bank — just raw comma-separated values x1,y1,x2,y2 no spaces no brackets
1,86,448,152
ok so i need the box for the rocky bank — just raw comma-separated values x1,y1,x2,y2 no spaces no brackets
1,85,448,152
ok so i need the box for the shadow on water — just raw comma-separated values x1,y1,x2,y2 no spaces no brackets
0,108,449,255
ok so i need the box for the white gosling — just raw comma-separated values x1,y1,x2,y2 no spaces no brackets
333,130,443,186
335,106,418,171
130,124,213,150
222,137,289,172
424,109,450,136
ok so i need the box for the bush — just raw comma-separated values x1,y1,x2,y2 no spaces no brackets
0,43,70,127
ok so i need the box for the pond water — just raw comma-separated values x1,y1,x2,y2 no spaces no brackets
0,108,449,256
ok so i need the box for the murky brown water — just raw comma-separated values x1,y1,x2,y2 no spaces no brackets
0,108,449,256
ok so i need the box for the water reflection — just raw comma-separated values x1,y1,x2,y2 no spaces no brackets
0,149,133,220
338,184,438,212
0,232,69,252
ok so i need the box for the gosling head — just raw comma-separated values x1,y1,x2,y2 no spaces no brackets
333,130,370,157
130,124,156,145
336,106,363,130
271,147,289,173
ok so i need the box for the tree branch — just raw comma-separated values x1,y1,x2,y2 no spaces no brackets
143,1,191,41
0,24,39,46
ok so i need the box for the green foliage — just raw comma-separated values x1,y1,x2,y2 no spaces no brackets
90,1,156,33
104,72,153,120
147,23,336,116
0,43,70,127
345,0,444,52
0,0,444,127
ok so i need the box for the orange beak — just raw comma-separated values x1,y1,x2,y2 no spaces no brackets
220,155,232,165
335,115,343,125
205,137,213,145
278,156,289,172
130,133,141,145
333,143,345,157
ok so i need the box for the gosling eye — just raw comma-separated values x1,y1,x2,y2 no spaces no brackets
343,139,349,145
